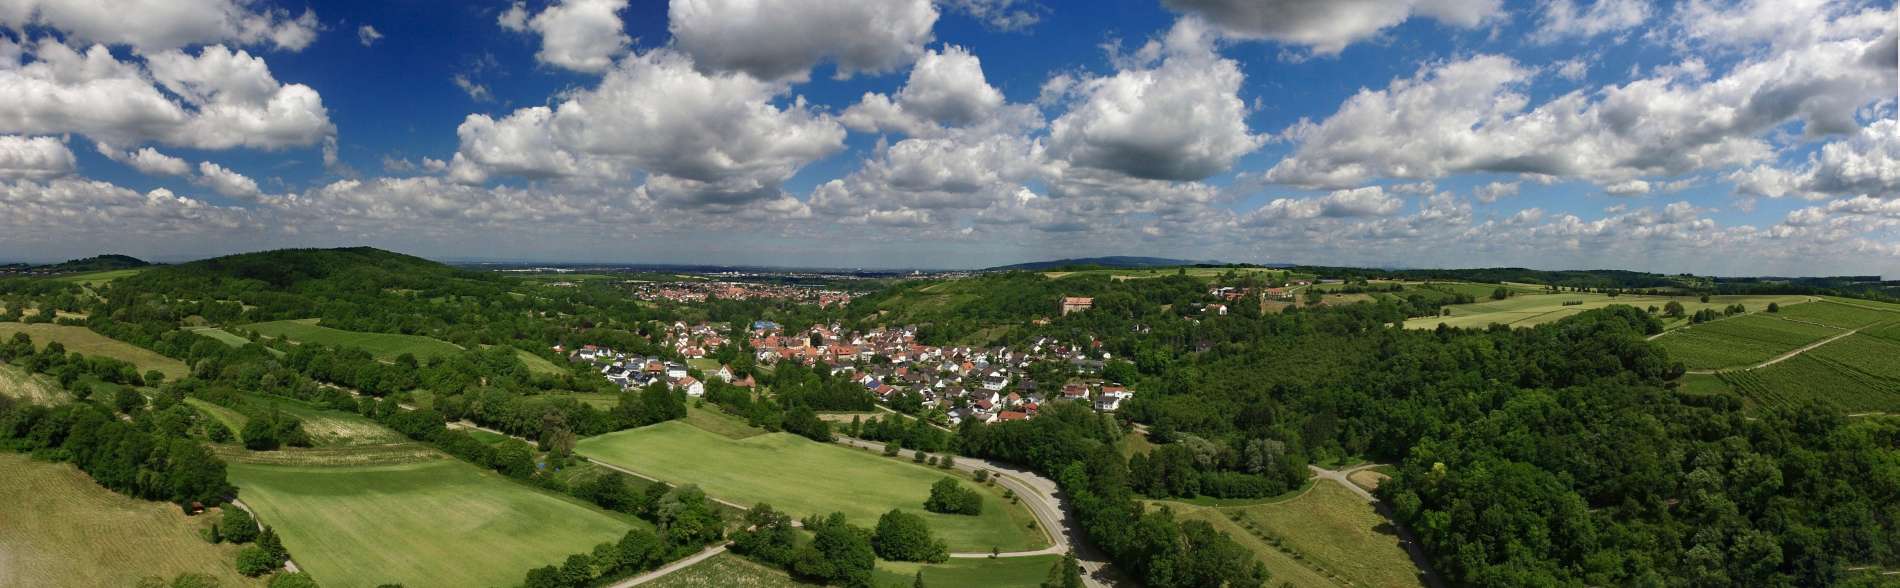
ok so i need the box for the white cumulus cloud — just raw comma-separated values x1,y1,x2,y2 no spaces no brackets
669,0,938,82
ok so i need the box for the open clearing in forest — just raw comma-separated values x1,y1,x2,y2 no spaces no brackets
228,459,641,588
0,454,261,588
187,326,255,348
0,323,189,379
1402,293,1813,331
242,319,464,361
576,421,1046,552
515,349,565,375
1157,481,1425,588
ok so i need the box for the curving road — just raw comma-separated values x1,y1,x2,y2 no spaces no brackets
833,437,1117,586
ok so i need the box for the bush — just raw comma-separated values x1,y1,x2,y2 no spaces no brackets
883,444,900,457
220,508,258,544
974,469,989,482
939,455,955,469
235,545,279,576
924,478,981,516
872,509,948,562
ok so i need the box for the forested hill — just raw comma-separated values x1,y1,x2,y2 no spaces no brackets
122,247,464,291
97,247,524,344
0,254,150,274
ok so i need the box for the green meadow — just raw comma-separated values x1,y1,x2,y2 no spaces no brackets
228,459,641,588
576,421,1046,552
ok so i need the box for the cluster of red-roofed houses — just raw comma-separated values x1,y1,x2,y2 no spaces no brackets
569,317,1134,425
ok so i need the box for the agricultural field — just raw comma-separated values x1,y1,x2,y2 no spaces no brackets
1775,299,1897,328
0,454,262,588
228,459,642,588
242,319,463,361
1724,335,1900,414
1225,482,1426,588
576,421,1046,552
872,554,1064,587
1657,314,1846,371
0,362,67,404
0,323,189,379
1404,293,1814,330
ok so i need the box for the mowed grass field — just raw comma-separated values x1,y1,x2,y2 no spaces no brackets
0,323,188,379
577,421,1045,552
243,319,463,361
0,454,262,588
1402,293,1813,330
229,459,642,588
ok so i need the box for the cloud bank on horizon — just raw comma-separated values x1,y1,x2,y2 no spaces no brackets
0,0,1895,275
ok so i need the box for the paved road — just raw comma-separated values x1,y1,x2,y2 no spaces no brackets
1307,464,1443,588
604,543,729,587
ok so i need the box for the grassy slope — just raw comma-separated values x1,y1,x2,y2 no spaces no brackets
0,454,262,588
186,326,254,348
229,459,641,588
0,362,67,404
684,403,768,439
646,553,821,588
0,323,189,379
243,319,463,361
515,349,565,375
1228,483,1425,588
576,421,1044,552
1159,501,1338,588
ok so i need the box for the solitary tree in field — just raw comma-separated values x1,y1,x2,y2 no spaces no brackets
1491,287,1510,300
1768,302,1780,313
1664,301,1686,318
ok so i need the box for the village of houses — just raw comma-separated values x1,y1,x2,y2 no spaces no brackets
565,296,1151,426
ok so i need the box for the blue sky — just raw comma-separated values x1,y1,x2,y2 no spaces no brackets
1,0,1895,275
